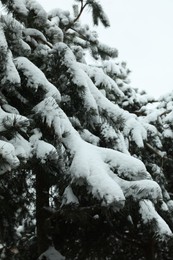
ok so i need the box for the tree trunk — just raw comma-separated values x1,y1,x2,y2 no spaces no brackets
35,165,50,256
144,239,155,260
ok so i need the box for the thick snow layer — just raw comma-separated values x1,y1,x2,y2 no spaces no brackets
11,0,28,16
10,134,31,162
103,60,121,77
167,200,173,212
61,186,79,206
100,122,129,153
100,120,129,154
80,63,124,98
33,97,72,139
0,107,29,132
1,14,24,32
69,138,126,208
14,57,61,103
139,200,172,239
29,128,59,163
163,128,173,138
52,43,100,123
100,122,117,140
48,8,70,27
160,201,169,212
144,109,164,124
38,246,65,260
0,25,8,53
98,146,151,181
0,140,20,174
123,117,147,147
164,111,173,123
115,131,130,154
48,15,60,27
34,97,125,208
23,28,48,44
87,73,147,147
110,174,162,203
1,14,31,55
34,97,160,209
31,139,58,163
79,129,100,145
26,0,47,26
98,42,118,58
1,51,21,86
53,43,149,147
46,20,64,44
18,39,31,55
2,104,19,114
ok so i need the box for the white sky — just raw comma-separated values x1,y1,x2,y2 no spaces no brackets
26,1,173,98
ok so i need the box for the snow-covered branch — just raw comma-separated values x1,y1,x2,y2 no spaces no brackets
0,107,29,132
139,200,172,240
14,57,61,103
0,140,20,174
33,97,164,211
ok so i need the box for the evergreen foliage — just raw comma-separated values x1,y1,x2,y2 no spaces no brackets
0,0,173,259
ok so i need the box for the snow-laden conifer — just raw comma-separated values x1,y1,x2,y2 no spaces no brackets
0,0,173,259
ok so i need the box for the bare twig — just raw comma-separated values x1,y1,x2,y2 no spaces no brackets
65,0,88,32
145,142,173,163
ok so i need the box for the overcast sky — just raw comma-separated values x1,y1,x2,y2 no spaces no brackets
38,0,173,98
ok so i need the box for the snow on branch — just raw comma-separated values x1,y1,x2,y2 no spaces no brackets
46,20,64,44
0,140,20,174
99,148,151,181
26,0,47,27
1,0,28,17
38,246,65,260
1,15,31,56
33,97,163,210
0,107,29,132
10,133,31,163
69,139,126,209
31,139,58,164
50,42,148,147
139,200,172,240
110,174,162,203
0,22,20,85
33,97,125,209
0,24,8,55
14,57,61,103
97,42,118,59
1,103,19,115
61,185,79,206
80,63,123,98
23,28,52,48
2,0,48,28
103,60,121,78
50,43,100,123
48,8,71,29
1,50,21,86
88,74,147,147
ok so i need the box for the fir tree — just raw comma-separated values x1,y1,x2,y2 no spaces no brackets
0,0,173,259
